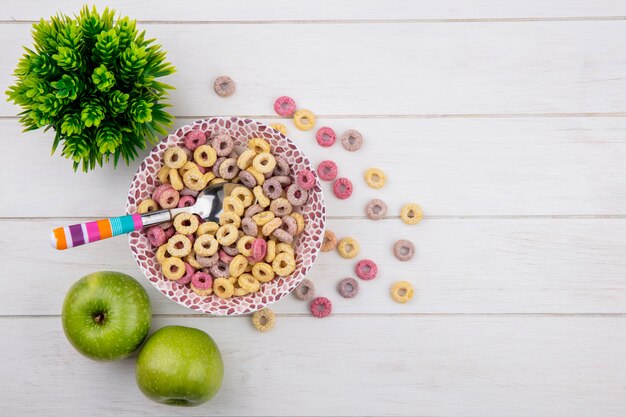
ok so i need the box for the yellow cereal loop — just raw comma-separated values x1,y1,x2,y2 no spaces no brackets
276,243,294,256
164,147,188,169
191,284,212,297
400,203,423,225
228,275,238,284
291,212,305,235
262,217,282,237
182,169,208,191
252,262,275,282
253,185,270,208
234,287,249,297
238,273,260,293
210,177,227,186
196,221,219,236
272,252,296,277
157,165,170,184
252,152,276,174
166,234,192,257
270,123,287,135
215,224,238,246
173,212,199,235
169,168,184,191
265,239,276,263
390,281,414,303
246,167,265,186
179,161,200,177
237,235,256,257
252,308,275,332
202,172,216,184
236,149,257,170
219,211,241,228
162,257,185,280
213,278,234,299
229,254,249,277
337,237,360,259
364,167,387,189
137,199,158,214
185,252,202,269
231,186,254,207
223,196,244,216
193,144,217,167
156,244,171,264
248,138,271,154
293,109,316,131
194,234,219,256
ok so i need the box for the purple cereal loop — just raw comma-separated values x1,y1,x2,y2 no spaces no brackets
163,226,175,239
184,130,207,150
296,169,315,190
222,242,240,256
212,134,235,157
196,252,219,267
191,271,213,290
270,198,292,216
241,217,258,236
340,129,363,152
262,178,283,199
355,259,378,281
147,226,166,247
238,170,257,188
393,239,415,261
152,184,174,202
337,277,359,299
287,184,308,206
274,96,297,117
264,171,273,179
158,188,180,208
219,249,234,264
280,215,297,235
365,199,387,220
317,160,338,181
332,177,353,200
271,228,293,244
293,279,315,301
316,127,336,147
273,175,292,187
218,157,239,180
244,203,263,218
212,157,227,176
273,156,290,177
251,238,267,261
178,195,196,208
159,221,173,230
214,76,236,97
180,188,200,197
310,297,332,318
210,261,230,278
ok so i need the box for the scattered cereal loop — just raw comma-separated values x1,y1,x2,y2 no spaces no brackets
391,281,414,303
252,308,276,332
364,168,387,189
214,76,236,97
401,203,423,225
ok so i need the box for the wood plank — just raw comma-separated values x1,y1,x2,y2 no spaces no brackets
2,117,626,217
2,217,626,316
2,0,626,21
1,315,625,416
2,21,626,116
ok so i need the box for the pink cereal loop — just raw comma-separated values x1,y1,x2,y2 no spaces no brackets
355,259,378,280
191,271,213,289
184,130,207,150
310,297,332,318
274,96,297,117
177,262,195,285
296,169,316,191
251,238,267,261
219,250,234,264
317,160,337,181
332,177,353,199
152,184,174,202
178,195,196,208
315,127,336,147
146,226,166,247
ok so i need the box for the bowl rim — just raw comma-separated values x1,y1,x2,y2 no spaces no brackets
126,116,326,315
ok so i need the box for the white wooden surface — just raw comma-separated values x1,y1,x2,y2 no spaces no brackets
1,1,625,416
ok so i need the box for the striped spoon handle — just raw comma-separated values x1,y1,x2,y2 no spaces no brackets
50,214,144,250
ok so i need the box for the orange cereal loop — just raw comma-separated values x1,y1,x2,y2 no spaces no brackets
272,252,296,277
157,165,170,184
137,199,158,214
223,196,245,216
291,212,305,235
194,234,219,256
337,237,359,259
196,221,219,236
231,186,254,207
252,308,275,332
364,168,387,189
400,203,423,225
248,138,271,154
215,224,238,246
179,161,200,177
252,152,276,174
167,234,192,257
164,147,188,169
182,169,208,191
390,281,414,303
219,211,242,228
169,168,184,191
162,257,185,280
173,212,199,235
262,217,282,237
253,185,270,208
229,254,249,277
270,123,287,135
321,230,337,252
252,262,275,282
213,278,235,299
264,240,276,263
293,110,316,131
246,167,265,186
193,144,217,167
238,273,260,293
237,149,257,170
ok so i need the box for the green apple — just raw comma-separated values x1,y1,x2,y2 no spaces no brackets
62,271,151,361
136,326,224,406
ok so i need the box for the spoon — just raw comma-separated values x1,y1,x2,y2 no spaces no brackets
50,182,241,250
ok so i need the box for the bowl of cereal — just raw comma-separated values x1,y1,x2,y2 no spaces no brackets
126,117,325,315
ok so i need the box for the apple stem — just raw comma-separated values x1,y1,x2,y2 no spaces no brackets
93,313,106,324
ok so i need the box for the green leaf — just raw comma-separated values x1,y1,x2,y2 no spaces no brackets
51,74,80,100
91,64,116,92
